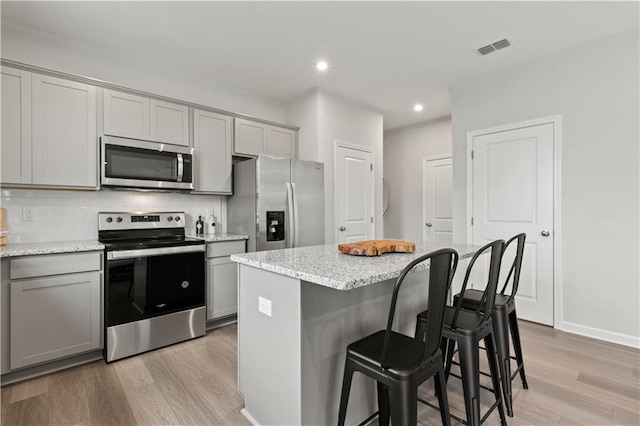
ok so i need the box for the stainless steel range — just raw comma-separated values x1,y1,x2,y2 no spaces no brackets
98,211,205,362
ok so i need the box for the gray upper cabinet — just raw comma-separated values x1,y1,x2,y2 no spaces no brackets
150,99,189,146
104,89,189,146
234,118,297,158
103,89,149,140
32,74,97,187
1,66,31,185
193,109,233,194
0,67,97,189
268,125,296,158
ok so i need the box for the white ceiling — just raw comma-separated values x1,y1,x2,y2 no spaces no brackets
1,1,638,130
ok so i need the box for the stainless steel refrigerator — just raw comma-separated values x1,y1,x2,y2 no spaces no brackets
228,155,324,252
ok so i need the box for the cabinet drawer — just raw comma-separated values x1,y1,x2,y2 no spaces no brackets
207,240,246,258
10,251,102,280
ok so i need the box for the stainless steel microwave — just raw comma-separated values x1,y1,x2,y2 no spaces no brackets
101,135,194,190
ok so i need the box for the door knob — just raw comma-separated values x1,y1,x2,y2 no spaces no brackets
425,222,432,227
339,226,346,231
541,230,551,237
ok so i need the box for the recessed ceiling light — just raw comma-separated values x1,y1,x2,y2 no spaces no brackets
414,104,424,112
316,61,328,71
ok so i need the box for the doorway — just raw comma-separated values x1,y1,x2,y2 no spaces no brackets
335,141,375,243
467,116,561,326
422,155,453,244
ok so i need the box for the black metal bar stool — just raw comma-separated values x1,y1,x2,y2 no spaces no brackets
453,233,529,417
337,248,459,426
415,240,507,426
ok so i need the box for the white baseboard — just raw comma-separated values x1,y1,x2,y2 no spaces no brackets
560,321,640,349
241,408,261,426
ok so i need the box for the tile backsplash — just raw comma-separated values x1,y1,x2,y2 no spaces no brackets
1,189,226,244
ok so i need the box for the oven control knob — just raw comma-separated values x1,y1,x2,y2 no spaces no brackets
175,216,181,222
116,217,123,223
167,216,173,222
106,217,113,223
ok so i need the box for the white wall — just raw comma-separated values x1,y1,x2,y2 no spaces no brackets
2,189,225,243
286,89,320,162
1,21,286,122
451,29,639,345
383,117,452,240
286,90,384,244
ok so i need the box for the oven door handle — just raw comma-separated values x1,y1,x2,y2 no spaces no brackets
107,244,205,260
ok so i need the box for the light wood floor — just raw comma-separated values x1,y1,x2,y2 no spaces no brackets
1,321,638,425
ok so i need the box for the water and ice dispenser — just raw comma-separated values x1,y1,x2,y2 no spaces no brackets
266,211,285,241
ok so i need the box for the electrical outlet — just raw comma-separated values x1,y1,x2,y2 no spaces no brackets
22,207,35,222
258,296,272,317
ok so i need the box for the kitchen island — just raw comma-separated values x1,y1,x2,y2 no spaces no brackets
231,241,480,426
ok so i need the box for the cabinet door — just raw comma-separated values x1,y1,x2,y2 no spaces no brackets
207,257,238,320
10,271,101,370
268,126,296,158
150,99,190,146
193,109,232,194
234,118,267,156
1,67,32,184
32,74,97,187
103,89,149,139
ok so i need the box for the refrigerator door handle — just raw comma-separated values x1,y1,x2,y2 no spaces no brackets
291,182,300,248
286,182,295,248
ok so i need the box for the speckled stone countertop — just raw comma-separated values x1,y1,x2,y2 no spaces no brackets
231,242,481,291
187,233,249,242
0,240,105,258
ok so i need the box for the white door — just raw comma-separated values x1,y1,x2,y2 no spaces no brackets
471,122,554,325
335,144,374,243
423,156,453,243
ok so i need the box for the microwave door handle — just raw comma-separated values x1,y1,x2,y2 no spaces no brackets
177,154,184,182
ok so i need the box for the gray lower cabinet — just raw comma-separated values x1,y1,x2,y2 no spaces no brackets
5,252,102,371
206,240,246,320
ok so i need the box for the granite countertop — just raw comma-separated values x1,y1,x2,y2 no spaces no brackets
231,242,481,291
187,233,249,242
0,240,105,258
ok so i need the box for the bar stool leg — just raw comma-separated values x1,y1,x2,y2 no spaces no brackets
377,382,390,426
388,381,417,426
492,310,513,416
434,368,452,426
457,338,481,426
484,333,508,426
337,358,355,426
443,338,456,381
508,310,528,389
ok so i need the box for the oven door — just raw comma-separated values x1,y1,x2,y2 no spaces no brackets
101,135,194,190
105,246,205,327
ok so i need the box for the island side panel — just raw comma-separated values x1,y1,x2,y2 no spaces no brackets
300,270,428,425
238,264,302,425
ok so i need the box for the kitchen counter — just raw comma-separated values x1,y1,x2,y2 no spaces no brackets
187,232,249,242
232,241,481,425
231,241,478,290
0,240,104,258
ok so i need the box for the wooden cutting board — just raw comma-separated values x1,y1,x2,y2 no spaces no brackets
338,240,416,256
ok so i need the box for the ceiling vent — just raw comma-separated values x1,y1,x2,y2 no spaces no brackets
477,38,512,56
